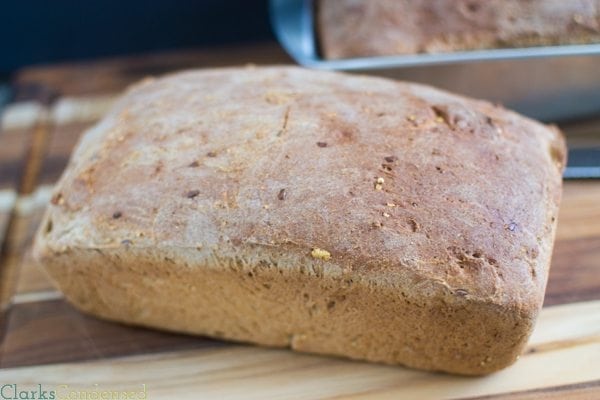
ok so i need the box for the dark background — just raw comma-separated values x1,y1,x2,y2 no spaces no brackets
0,0,274,76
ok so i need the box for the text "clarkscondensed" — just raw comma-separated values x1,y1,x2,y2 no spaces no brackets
0,384,147,399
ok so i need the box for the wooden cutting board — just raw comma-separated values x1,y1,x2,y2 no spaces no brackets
0,43,599,400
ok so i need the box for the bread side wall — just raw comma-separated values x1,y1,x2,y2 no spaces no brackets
39,246,533,375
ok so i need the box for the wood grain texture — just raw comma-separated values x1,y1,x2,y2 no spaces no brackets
0,127,32,189
14,250,56,295
471,380,600,399
0,103,43,246
0,105,52,312
1,300,599,400
0,299,222,368
14,43,291,97
555,182,600,241
545,236,600,306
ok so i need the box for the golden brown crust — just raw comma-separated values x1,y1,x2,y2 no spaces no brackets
34,66,565,374
318,0,600,59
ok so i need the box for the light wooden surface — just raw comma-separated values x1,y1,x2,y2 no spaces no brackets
2,301,599,400
0,44,599,399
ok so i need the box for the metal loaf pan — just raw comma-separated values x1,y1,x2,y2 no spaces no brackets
270,0,600,122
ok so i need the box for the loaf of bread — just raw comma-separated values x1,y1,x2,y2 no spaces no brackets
33,66,566,375
318,0,600,59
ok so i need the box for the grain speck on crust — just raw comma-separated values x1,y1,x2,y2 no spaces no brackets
265,91,294,105
311,248,331,261
186,190,200,199
51,193,64,205
278,188,287,201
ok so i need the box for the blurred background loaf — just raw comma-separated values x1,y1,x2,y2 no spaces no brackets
317,0,600,58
